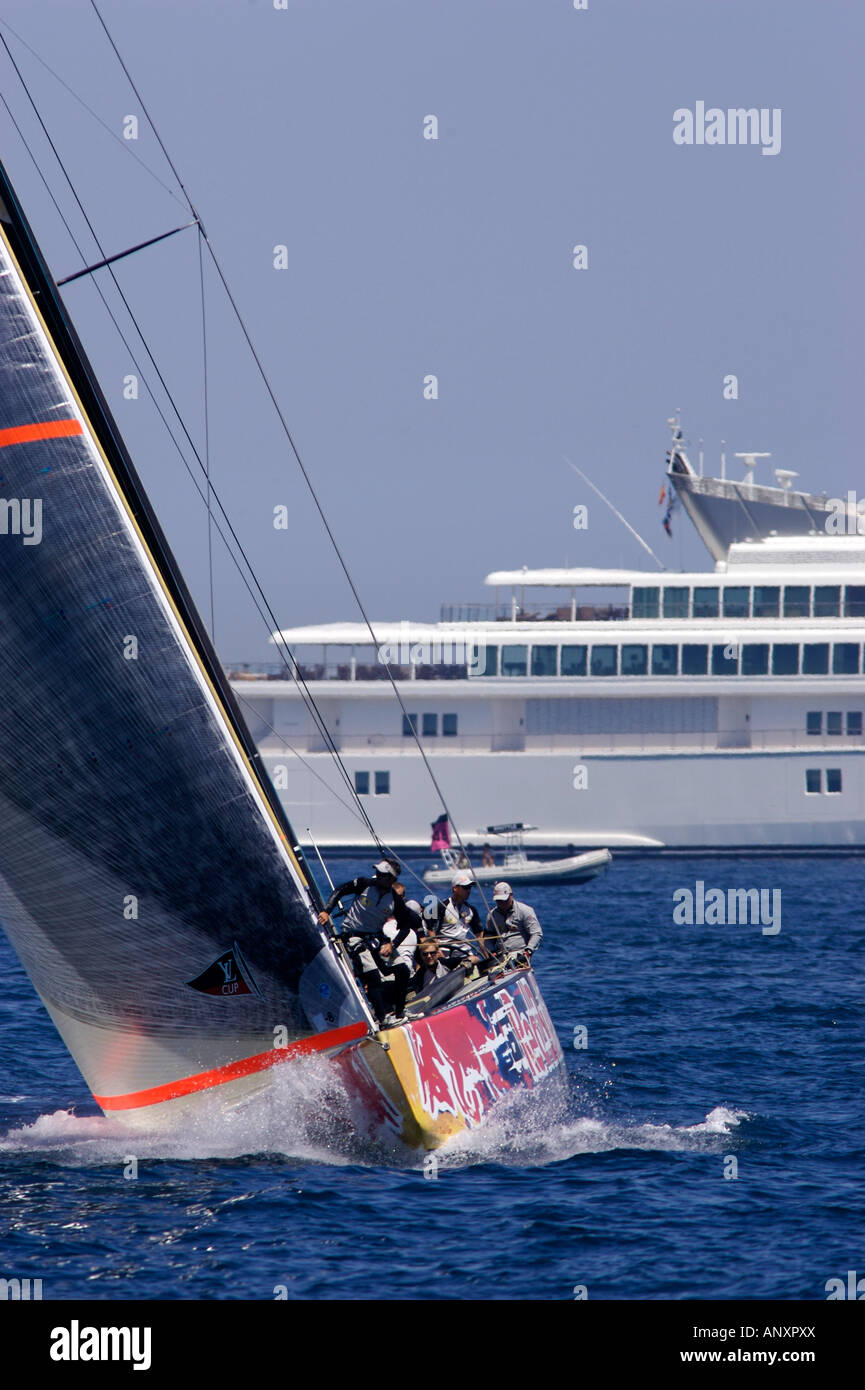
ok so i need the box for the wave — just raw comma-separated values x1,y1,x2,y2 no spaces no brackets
0,1052,750,1171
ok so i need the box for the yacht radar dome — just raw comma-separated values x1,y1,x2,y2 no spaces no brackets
734,451,771,485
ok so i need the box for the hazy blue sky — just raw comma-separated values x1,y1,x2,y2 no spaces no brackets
1,0,863,661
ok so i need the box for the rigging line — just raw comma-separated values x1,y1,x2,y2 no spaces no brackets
197,227,215,641
204,237,488,901
240,695,442,905
90,1,197,214
0,16,188,208
0,58,381,852
564,454,666,571
87,1,485,898
233,695,371,828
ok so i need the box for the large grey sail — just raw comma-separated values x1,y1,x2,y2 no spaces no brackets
0,163,367,1114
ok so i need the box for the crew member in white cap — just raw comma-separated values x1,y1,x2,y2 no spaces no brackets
427,870,487,966
318,859,417,937
485,882,543,962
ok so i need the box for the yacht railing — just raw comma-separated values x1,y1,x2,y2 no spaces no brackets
439,602,630,623
251,728,865,755
227,662,469,682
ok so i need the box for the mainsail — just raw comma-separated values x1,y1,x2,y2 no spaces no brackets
0,156,369,1115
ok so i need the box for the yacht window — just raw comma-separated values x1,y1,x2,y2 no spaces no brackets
813,586,840,618
845,585,865,618
621,644,648,675
651,644,678,675
530,645,557,677
560,645,587,676
501,645,528,677
663,588,689,619
476,645,499,677
802,643,830,674
693,587,719,618
741,644,769,675
826,768,842,794
422,713,438,737
772,644,799,675
590,645,618,677
847,711,863,736
402,713,418,737
784,585,810,618
442,713,458,736
632,587,660,619
681,644,708,675
753,586,780,618
833,643,860,675
712,643,738,675
826,712,842,735
723,587,749,618
805,769,822,794
806,711,822,735
374,771,390,795
355,771,370,795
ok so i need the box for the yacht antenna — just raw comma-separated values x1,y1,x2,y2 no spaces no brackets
564,455,665,571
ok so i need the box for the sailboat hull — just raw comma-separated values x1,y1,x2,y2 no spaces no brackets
80,968,565,1151
337,968,566,1150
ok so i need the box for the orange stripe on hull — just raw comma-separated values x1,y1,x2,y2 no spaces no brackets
0,418,83,448
93,1020,369,1111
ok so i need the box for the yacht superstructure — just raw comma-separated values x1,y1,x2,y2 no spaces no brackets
230,432,865,851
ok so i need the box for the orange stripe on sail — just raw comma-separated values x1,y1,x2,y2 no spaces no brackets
0,418,83,449
92,1020,369,1111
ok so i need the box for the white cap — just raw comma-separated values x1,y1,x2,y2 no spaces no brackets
406,899,422,915
374,860,397,875
451,870,473,887
493,881,512,901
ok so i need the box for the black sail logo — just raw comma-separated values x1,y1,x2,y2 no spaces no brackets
186,943,261,999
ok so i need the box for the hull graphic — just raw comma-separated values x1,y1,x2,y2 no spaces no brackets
337,969,566,1150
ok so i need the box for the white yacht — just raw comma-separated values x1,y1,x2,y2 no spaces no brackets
230,428,865,851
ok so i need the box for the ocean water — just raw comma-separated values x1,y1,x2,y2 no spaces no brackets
0,854,862,1301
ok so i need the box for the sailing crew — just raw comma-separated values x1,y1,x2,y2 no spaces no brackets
485,882,543,963
317,860,421,1022
317,859,419,937
375,911,419,1027
427,871,487,966
410,937,450,993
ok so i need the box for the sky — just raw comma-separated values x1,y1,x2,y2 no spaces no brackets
1,0,863,663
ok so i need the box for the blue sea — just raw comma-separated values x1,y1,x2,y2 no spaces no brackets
0,854,862,1302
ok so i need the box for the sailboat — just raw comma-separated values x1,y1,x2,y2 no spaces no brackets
0,130,565,1150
